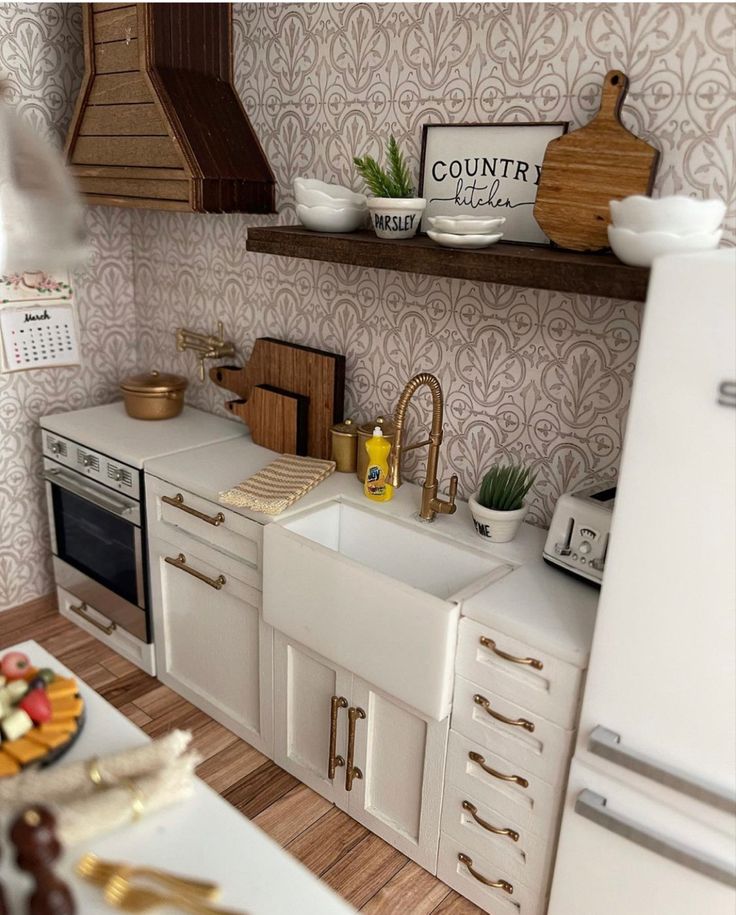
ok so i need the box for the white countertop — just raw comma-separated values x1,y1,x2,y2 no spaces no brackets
41,402,245,468
0,641,355,915
146,436,599,665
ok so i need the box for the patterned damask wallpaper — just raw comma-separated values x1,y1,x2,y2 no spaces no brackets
135,2,735,519
0,3,137,610
1,3,734,610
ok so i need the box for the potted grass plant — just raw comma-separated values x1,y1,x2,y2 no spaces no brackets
469,462,537,543
353,136,425,240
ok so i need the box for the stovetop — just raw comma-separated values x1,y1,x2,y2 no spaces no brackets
40,401,245,469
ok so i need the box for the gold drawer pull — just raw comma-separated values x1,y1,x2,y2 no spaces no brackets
462,801,519,842
468,751,528,789
458,853,513,894
328,695,348,780
345,706,365,791
69,601,116,636
480,635,543,670
164,553,226,590
474,693,535,733
162,492,225,527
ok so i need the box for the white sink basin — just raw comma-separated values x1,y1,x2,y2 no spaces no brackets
263,499,511,719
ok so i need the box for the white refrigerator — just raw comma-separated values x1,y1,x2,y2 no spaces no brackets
548,249,736,914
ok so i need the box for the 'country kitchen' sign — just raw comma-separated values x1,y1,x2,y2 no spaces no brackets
419,122,568,244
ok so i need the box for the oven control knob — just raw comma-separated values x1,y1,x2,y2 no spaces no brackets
579,540,592,556
112,468,123,482
82,454,93,467
50,441,61,455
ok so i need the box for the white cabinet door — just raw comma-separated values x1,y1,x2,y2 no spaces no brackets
149,534,273,755
347,676,449,873
273,632,351,806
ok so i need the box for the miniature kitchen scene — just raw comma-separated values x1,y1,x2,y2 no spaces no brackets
0,1,733,913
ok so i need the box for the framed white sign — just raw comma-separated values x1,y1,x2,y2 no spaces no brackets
419,122,568,244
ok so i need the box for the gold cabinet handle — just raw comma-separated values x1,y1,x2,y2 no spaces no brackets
345,706,365,791
473,693,535,733
480,635,543,670
461,801,519,842
162,492,225,527
457,853,513,894
69,601,116,636
328,696,348,780
164,553,226,590
468,751,528,789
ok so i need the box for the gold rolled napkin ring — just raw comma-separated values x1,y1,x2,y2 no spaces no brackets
123,778,145,821
87,757,107,788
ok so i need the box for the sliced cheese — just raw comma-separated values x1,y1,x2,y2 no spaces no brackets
46,677,78,699
49,696,84,719
3,737,46,765
27,729,71,750
0,750,20,777
37,720,76,736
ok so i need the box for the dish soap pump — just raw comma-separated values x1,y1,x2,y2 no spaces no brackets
364,426,393,502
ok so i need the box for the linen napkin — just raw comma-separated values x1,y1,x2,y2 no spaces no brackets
219,454,335,514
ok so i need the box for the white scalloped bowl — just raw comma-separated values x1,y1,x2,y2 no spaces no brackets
427,230,504,249
426,215,506,235
609,196,726,235
608,226,722,267
294,178,367,209
296,204,367,233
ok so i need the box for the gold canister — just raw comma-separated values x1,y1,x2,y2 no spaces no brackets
330,418,358,473
356,416,395,482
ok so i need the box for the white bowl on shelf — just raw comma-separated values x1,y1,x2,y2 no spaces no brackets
294,178,367,209
427,230,504,249
426,215,506,235
296,204,367,233
608,225,722,267
609,195,726,235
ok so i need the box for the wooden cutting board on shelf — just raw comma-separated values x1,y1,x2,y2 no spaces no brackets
211,338,345,460
534,70,660,252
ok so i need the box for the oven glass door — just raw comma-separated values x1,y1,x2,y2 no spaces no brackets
51,483,141,607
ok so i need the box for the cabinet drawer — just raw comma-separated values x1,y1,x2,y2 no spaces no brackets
441,781,556,891
146,476,262,575
456,617,583,729
446,730,560,837
452,675,575,788
438,832,542,915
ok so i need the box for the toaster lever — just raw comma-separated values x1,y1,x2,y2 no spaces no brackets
554,543,572,557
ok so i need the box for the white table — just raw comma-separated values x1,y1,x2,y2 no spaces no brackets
1,641,355,914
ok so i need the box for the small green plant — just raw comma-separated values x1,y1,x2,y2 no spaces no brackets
477,463,537,512
353,136,415,198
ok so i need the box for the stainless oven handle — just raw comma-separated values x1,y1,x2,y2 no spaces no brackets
43,468,140,524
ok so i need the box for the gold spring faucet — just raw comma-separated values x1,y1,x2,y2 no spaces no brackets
388,372,458,522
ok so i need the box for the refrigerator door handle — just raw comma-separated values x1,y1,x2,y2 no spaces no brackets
589,726,736,815
575,789,736,888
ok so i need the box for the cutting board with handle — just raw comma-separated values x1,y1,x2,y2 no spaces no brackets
534,70,660,252
211,337,345,460
227,384,309,456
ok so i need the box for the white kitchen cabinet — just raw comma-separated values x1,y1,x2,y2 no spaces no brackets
149,532,273,756
273,632,449,872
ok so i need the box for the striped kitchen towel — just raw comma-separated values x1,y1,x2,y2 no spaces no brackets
219,454,335,515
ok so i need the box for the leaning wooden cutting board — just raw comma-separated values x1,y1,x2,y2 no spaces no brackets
534,70,660,252
211,338,345,460
227,384,309,456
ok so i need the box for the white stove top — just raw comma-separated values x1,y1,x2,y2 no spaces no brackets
40,401,246,468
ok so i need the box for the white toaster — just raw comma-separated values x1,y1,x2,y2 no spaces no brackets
543,484,616,586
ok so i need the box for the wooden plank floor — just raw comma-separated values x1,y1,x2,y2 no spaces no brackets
1,597,484,914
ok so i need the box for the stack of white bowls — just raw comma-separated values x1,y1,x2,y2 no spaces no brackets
608,196,725,267
426,215,505,249
294,178,368,233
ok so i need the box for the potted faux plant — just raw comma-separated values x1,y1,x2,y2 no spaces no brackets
469,463,537,543
353,136,426,240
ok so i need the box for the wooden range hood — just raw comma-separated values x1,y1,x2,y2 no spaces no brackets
65,3,275,213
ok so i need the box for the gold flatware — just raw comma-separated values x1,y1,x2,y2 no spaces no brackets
76,852,219,899
104,872,246,914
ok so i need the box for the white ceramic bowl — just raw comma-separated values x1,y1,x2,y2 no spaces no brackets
367,198,426,239
609,195,726,235
426,215,506,235
608,226,722,267
427,230,503,249
294,178,367,209
296,204,367,233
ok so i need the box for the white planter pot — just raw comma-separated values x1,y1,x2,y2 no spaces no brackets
367,197,426,239
468,494,529,543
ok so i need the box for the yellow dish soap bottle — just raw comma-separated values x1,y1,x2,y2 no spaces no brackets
364,426,393,502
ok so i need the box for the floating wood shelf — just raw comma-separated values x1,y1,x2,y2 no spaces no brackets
246,226,649,301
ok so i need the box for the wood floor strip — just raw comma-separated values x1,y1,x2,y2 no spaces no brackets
196,738,268,794
362,861,452,914
224,759,301,819
430,893,486,914
252,782,332,847
321,832,407,909
286,806,370,876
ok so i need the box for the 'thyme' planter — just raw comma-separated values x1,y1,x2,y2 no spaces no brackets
468,494,529,543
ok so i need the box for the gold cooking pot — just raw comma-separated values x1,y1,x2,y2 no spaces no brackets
120,370,188,421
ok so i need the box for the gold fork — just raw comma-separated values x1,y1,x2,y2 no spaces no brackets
76,852,219,900
104,872,246,914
